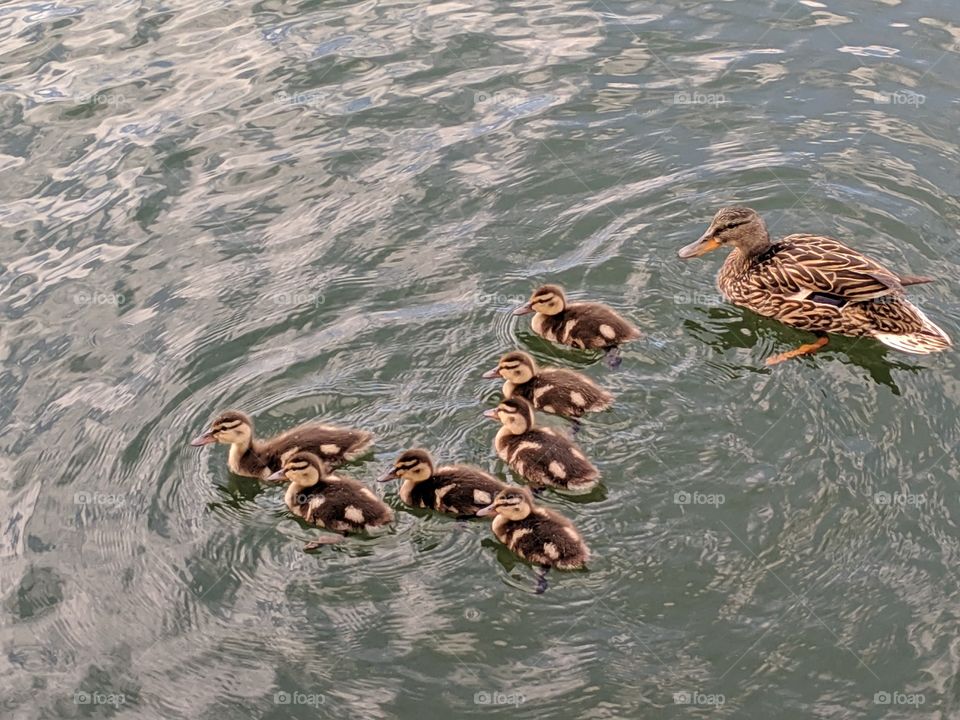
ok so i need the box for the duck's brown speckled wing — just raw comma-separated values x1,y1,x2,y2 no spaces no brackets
762,234,904,302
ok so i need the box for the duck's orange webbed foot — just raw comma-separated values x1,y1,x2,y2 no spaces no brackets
766,336,829,366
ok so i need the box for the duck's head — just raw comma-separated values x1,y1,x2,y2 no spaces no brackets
265,451,325,486
514,284,566,316
483,396,535,435
378,448,434,484
481,351,538,384
476,486,534,520
679,206,770,259
190,410,253,447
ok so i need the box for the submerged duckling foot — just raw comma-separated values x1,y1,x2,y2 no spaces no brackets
535,566,550,595
303,535,345,551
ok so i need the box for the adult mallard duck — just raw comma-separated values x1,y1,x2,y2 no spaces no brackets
678,206,952,365
190,410,373,480
477,486,589,591
513,284,641,367
377,448,508,518
483,397,599,493
481,350,613,419
266,451,393,549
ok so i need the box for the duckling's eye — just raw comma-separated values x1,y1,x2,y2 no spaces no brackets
289,462,309,471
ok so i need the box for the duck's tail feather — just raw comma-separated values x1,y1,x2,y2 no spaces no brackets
872,301,952,354
899,274,936,287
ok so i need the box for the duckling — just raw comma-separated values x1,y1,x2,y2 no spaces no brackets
514,284,640,366
190,410,372,480
377,448,508,517
481,350,613,418
266,451,393,549
483,396,599,493
477,486,589,575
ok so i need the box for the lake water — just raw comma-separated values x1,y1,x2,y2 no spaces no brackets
3,0,960,718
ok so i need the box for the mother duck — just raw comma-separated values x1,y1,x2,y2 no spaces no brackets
679,206,952,365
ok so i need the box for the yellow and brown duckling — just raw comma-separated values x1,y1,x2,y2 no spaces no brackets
679,206,952,365
483,396,599,493
378,448,508,518
266,451,393,549
477,486,589,574
514,284,640,367
190,410,373,480
482,350,613,418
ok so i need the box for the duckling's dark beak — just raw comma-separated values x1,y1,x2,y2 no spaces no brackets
265,469,287,482
190,431,217,447
481,367,502,379
482,408,499,421
678,231,722,259
512,302,534,316
476,503,497,517
377,468,399,483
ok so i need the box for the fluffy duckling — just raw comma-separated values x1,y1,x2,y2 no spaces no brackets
483,397,599,493
266,451,393,549
482,350,613,418
190,410,372,480
514,284,640,365
378,448,508,518
477,486,589,572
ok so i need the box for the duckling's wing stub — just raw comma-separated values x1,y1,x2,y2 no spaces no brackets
507,514,587,569
429,467,506,516
262,424,374,470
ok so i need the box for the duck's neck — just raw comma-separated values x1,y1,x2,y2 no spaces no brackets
228,439,252,473
736,223,774,260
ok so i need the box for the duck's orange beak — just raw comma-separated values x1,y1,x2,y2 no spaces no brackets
482,408,499,421
678,231,722,259
265,469,287,482
481,366,502,379
512,302,534,316
476,503,497,517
